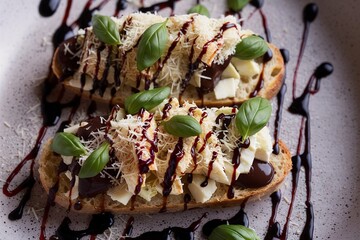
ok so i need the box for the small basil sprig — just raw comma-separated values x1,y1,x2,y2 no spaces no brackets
51,132,87,156
209,224,260,240
125,87,171,114
137,20,169,71
227,0,250,11
234,35,268,60
163,115,202,138
235,97,272,141
78,142,110,178
188,4,210,17
92,15,121,45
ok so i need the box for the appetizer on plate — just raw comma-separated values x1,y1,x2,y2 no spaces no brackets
52,13,284,107
39,88,291,213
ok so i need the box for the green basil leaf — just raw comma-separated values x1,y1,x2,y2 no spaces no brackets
235,97,272,141
234,35,269,60
163,115,202,138
188,4,210,17
209,225,260,240
125,87,171,114
92,14,121,45
78,142,110,179
51,132,87,157
137,20,169,71
227,0,250,11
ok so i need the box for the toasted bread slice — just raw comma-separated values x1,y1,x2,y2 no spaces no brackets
52,13,284,107
39,140,291,214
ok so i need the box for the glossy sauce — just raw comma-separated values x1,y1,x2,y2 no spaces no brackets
264,190,282,240
273,49,289,154
2,1,333,239
160,137,184,212
139,0,179,15
280,62,333,240
249,48,273,97
291,3,318,99
203,201,249,236
152,17,194,83
123,213,207,240
39,0,61,17
50,212,114,240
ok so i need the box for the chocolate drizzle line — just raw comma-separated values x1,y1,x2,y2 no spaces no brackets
249,49,272,97
2,1,334,239
273,48,290,154
122,213,207,240
227,138,250,198
183,22,237,95
250,0,272,43
139,0,180,16
187,107,208,185
151,17,195,83
51,0,127,48
160,137,184,212
264,190,282,240
50,212,114,240
202,200,249,236
39,0,61,17
280,62,333,240
131,108,158,209
292,3,318,100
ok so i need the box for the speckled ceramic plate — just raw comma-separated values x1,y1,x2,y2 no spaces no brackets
1,0,359,239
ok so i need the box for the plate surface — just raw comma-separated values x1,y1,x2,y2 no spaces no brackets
0,0,359,239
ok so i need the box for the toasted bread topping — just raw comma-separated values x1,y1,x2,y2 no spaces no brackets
59,98,273,204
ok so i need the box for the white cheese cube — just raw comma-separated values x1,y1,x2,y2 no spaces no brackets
107,184,133,205
254,127,272,162
188,174,217,203
221,63,240,79
231,58,260,77
214,78,240,100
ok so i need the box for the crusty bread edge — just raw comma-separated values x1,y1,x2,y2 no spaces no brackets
39,139,291,214
53,44,284,108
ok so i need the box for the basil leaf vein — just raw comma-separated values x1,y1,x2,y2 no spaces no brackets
137,20,169,71
92,14,121,45
51,132,87,157
234,35,268,60
78,142,110,179
125,87,171,114
235,97,272,141
163,115,202,138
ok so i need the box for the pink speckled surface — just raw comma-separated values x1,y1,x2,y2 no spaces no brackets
0,0,360,239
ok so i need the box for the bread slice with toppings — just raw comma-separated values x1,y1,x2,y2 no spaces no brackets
52,13,284,107
38,99,291,214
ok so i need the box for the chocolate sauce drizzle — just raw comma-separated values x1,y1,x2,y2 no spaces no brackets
251,0,272,43
131,108,158,208
50,212,114,240
39,0,61,17
122,213,207,240
160,137,184,212
51,0,129,47
2,1,335,239
280,62,333,240
202,201,249,236
292,3,318,99
264,190,282,240
273,48,290,154
139,0,179,16
249,49,273,97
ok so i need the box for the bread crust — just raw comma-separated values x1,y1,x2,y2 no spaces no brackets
52,44,284,107
39,140,291,214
